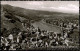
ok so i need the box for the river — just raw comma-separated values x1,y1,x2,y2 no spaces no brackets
31,20,61,33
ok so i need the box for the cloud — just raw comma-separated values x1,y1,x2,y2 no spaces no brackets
27,2,44,6
58,4,79,13
68,4,78,9
48,4,79,13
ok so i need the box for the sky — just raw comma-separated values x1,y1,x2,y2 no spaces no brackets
1,1,79,14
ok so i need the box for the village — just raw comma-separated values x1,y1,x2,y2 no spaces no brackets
1,18,79,50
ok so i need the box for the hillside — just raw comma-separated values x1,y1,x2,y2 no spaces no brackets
1,4,79,35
